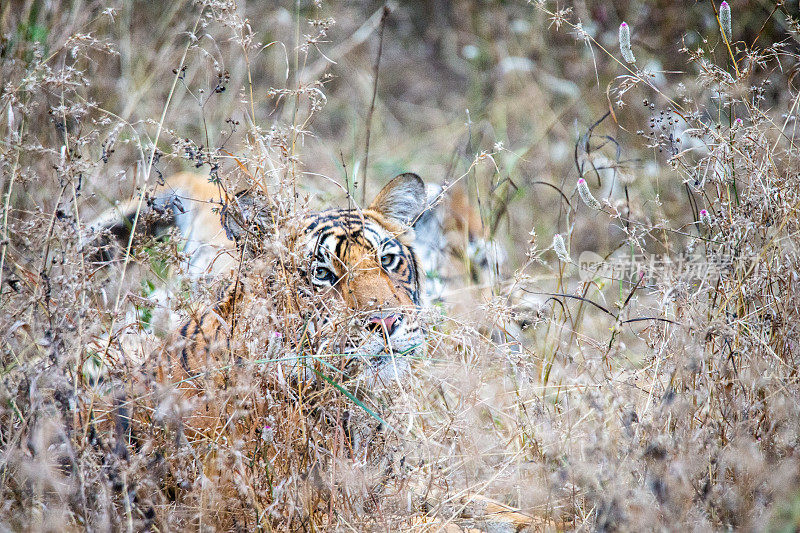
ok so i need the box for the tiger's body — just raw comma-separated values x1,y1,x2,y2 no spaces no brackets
89,171,236,277
89,172,504,305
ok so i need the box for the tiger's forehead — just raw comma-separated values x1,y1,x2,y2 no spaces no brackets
298,209,402,254
295,208,422,306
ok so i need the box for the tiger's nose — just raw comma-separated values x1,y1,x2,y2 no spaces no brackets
367,314,400,336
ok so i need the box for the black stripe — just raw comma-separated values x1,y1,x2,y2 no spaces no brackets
181,316,204,374
407,247,421,305
334,233,348,259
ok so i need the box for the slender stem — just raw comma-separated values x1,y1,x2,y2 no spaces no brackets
101,11,204,360
361,5,390,206
0,116,22,298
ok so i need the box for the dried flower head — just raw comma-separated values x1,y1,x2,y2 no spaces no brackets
619,22,636,63
719,2,732,42
552,233,570,263
577,178,602,209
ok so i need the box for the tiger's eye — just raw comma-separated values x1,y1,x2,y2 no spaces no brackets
381,253,397,269
314,266,336,283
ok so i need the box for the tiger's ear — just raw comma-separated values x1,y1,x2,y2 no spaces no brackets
220,190,272,244
368,172,427,226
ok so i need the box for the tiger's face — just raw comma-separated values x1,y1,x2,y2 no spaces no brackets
300,207,424,378
225,173,428,383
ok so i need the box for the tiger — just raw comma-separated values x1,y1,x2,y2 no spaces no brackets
88,171,538,531
90,171,429,385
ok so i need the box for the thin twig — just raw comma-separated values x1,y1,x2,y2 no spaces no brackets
101,11,205,361
0,115,22,297
360,4,390,205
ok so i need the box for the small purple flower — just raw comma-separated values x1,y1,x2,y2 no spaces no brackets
261,425,274,444
699,209,712,225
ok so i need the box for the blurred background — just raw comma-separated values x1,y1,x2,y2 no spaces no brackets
7,0,792,266
4,1,800,530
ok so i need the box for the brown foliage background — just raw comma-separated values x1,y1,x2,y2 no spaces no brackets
2,0,800,530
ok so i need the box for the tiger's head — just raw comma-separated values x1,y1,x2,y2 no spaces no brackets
222,173,428,384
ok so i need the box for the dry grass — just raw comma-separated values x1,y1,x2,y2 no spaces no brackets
3,0,800,530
